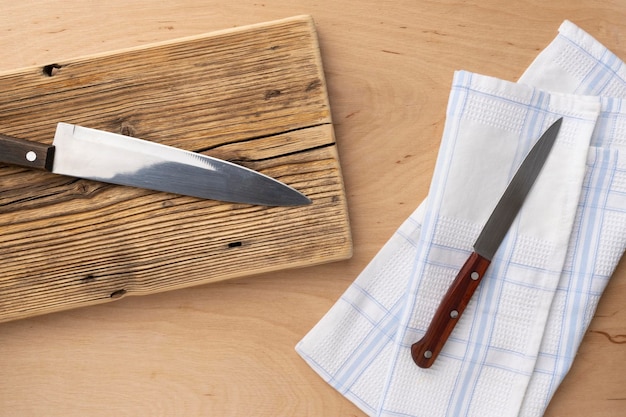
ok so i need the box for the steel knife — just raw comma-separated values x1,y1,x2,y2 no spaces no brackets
411,117,563,368
0,123,311,206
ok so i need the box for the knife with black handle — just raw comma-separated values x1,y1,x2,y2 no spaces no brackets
0,123,310,206
411,117,563,368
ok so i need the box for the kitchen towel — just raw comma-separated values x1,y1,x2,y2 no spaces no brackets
296,21,626,417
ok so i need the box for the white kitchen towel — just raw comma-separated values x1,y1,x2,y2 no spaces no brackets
296,21,626,417
297,70,600,417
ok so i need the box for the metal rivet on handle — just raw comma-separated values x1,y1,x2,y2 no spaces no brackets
26,151,37,162
424,350,433,359
471,272,480,280
450,310,459,318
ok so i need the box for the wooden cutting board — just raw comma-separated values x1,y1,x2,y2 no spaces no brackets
0,15,351,323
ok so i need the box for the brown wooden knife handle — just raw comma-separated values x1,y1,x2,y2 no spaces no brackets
0,133,55,171
411,252,491,368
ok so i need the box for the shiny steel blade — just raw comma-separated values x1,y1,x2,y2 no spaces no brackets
51,123,311,206
473,118,562,260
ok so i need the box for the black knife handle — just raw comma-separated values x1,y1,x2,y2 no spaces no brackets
411,252,491,368
0,133,55,171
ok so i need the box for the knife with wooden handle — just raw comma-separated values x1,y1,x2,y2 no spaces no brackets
0,123,310,206
411,117,563,368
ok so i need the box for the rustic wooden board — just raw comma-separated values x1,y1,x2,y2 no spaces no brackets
0,15,351,323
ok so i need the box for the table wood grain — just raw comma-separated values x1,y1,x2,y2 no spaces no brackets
1,1,625,416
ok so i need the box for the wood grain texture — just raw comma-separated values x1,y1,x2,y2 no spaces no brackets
0,15,352,322
0,2,625,417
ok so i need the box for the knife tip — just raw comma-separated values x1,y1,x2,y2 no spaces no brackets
280,192,312,207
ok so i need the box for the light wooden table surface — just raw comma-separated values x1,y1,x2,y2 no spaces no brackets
1,1,625,416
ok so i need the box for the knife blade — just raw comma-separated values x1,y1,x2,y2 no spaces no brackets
411,117,563,368
0,123,311,206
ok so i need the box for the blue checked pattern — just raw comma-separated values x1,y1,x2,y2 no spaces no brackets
297,21,626,417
